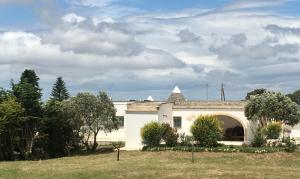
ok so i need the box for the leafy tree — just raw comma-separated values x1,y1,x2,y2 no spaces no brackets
11,69,42,158
64,91,118,152
38,100,76,158
51,77,70,101
191,115,222,147
0,98,24,160
287,90,300,105
0,87,11,103
245,88,267,100
245,91,300,128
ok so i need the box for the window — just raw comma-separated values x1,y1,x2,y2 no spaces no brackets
116,116,124,128
173,117,182,128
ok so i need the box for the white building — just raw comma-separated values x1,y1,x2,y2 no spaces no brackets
95,86,300,149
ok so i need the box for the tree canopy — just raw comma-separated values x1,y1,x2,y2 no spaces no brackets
287,90,300,105
245,88,267,100
63,91,118,152
51,77,70,101
11,69,43,159
245,91,300,127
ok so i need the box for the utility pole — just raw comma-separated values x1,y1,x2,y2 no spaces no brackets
206,83,209,101
221,83,225,102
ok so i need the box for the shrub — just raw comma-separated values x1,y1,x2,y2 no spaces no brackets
142,145,285,153
282,137,297,152
264,122,282,139
179,132,193,146
191,115,222,147
141,122,164,147
161,123,179,147
252,128,266,147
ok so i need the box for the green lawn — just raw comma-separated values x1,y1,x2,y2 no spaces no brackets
0,150,300,179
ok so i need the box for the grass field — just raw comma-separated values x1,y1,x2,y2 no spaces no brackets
0,150,300,179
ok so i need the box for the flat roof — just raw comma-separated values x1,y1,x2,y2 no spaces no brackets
126,101,245,112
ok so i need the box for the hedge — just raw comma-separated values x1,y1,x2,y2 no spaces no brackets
142,145,285,154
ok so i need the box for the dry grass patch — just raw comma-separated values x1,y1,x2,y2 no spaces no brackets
0,150,299,178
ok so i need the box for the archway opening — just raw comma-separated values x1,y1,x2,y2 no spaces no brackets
216,115,244,141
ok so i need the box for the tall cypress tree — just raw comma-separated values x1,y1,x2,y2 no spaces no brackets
51,77,70,101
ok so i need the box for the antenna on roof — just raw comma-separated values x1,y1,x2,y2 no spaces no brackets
221,83,226,102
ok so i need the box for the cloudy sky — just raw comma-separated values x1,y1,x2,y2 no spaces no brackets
0,0,300,101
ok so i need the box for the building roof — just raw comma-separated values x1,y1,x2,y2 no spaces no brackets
122,86,245,112
173,101,245,109
147,96,154,101
172,86,181,93
167,86,186,103
126,102,162,112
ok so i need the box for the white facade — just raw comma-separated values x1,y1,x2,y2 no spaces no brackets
94,87,300,149
95,102,128,142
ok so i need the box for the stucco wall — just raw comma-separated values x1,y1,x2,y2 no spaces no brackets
158,103,173,124
172,109,254,144
93,102,129,142
291,123,300,142
124,112,158,150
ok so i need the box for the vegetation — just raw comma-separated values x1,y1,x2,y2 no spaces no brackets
0,97,24,160
50,77,70,101
191,115,223,147
245,91,300,127
141,122,179,147
0,151,300,178
288,89,300,105
161,123,178,147
142,145,285,153
263,122,282,139
282,137,297,152
63,92,118,152
141,122,164,147
10,69,43,159
251,129,266,147
178,132,193,146
0,69,120,161
245,88,267,100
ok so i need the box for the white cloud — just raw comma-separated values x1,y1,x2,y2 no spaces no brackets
1,2,300,100
62,13,86,24
221,0,290,11
69,0,118,7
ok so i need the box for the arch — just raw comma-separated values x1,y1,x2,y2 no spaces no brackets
211,113,247,142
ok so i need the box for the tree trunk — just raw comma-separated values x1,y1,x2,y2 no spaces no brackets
117,149,120,161
92,133,98,152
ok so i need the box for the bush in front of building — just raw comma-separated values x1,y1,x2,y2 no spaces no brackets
162,123,179,147
252,128,266,147
142,145,285,153
263,122,282,139
141,122,180,147
191,115,223,147
282,137,297,152
178,132,193,146
141,122,164,147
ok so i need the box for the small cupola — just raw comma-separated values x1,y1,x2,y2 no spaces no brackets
147,96,154,101
167,86,186,103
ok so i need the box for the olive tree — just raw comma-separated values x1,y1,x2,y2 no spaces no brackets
245,91,300,128
64,91,118,152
